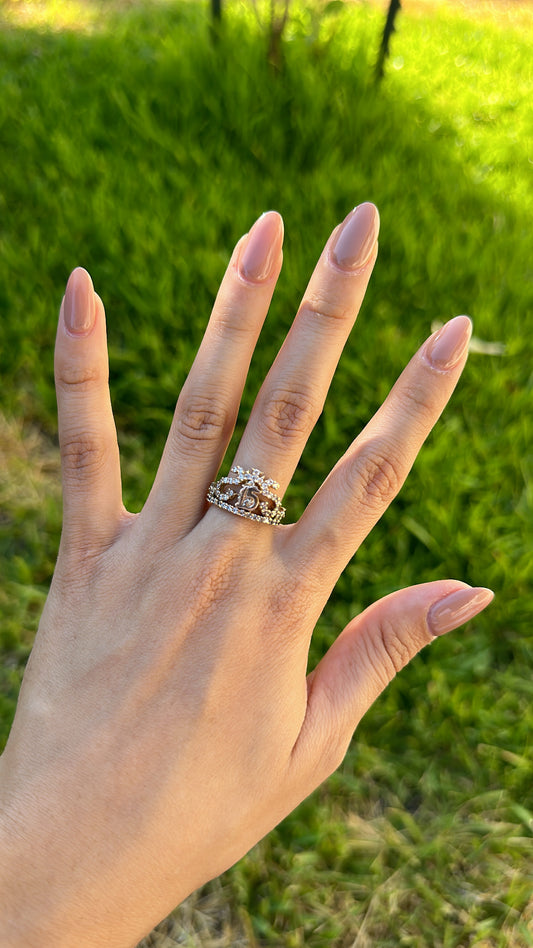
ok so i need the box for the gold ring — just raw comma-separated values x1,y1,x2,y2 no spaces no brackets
207,467,285,525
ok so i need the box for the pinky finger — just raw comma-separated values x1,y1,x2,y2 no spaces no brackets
290,582,494,784
54,269,124,558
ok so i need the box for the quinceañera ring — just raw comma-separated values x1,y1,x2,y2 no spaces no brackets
207,466,286,525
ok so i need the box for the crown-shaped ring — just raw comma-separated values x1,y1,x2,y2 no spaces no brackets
207,466,286,525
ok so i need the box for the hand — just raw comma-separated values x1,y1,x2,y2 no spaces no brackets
0,204,492,948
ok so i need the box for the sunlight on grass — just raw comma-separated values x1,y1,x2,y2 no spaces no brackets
390,0,533,30
0,0,175,32
1,0,99,31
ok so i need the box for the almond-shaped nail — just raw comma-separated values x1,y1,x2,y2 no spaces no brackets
330,202,380,271
425,315,472,370
428,586,494,637
64,267,96,335
239,211,284,283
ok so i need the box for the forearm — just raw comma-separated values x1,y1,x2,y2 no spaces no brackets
0,761,137,948
0,768,80,948
0,839,141,948
0,747,201,948
0,789,57,947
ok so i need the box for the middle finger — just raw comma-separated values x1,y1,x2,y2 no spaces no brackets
231,203,380,496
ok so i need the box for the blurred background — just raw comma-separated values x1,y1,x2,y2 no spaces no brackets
0,0,531,944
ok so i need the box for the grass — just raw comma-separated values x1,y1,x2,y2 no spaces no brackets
0,0,532,944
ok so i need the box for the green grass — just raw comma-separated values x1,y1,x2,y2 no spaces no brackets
1,1,532,945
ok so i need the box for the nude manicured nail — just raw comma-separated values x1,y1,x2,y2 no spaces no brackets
330,202,380,271
427,586,494,637
239,211,284,283
425,315,472,370
64,267,95,335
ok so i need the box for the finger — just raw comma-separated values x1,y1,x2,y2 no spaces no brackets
290,315,473,583
231,203,380,494
290,582,494,784
54,268,123,556
143,212,284,537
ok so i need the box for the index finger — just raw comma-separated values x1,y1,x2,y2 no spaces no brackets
288,315,472,585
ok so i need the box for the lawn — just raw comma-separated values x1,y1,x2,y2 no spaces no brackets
0,0,532,945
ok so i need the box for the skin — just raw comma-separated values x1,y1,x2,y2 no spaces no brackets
0,205,492,947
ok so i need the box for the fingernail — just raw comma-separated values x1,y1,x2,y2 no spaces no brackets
428,586,494,637
330,202,380,271
424,315,472,370
239,211,284,283
63,267,95,335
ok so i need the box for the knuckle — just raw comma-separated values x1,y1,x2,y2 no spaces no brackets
53,544,104,591
190,530,240,608
299,293,352,326
266,574,314,632
310,701,352,778
175,395,232,446
56,361,102,394
212,301,256,340
189,563,234,619
399,381,437,431
261,386,318,446
365,616,412,684
352,446,404,509
187,534,248,621
60,433,108,481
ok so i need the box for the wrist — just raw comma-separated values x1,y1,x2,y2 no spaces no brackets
0,756,187,948
0,772,57,946
0,758,88,948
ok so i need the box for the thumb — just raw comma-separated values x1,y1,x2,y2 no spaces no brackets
291,581,493,785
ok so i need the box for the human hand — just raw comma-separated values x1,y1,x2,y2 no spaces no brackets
0,204,493,947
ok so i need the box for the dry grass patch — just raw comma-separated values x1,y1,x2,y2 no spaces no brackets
0,412,60,512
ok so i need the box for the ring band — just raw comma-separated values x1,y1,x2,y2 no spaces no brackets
207,467,286,525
